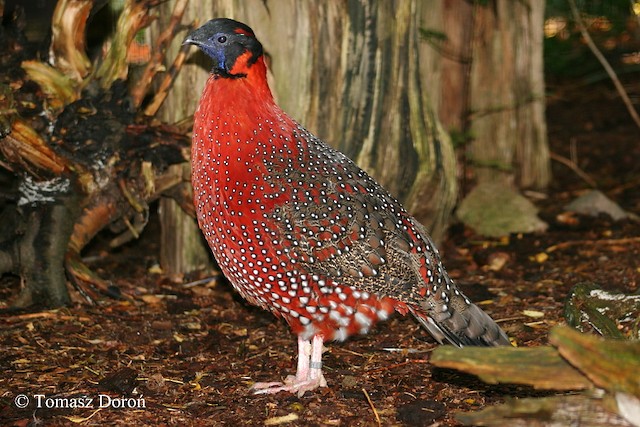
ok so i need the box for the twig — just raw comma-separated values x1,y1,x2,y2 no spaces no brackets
264,414,299,426
549,151,597,188
494,316,526,323
570,137,578,165
381,347,434,354
0,311,92,323
362,388,381,427
143,41,191,117
0,311,60,321
568,0,640,129
63,408,103,423
334,347,366,357
608,175,640,196
131,0,189,107
547,236,640,253
182,276,220,288
366,359,428,374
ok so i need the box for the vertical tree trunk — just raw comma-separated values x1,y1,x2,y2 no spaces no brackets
152,1,216,275
440,0,550,236
438,0,474,133
468,0,550,189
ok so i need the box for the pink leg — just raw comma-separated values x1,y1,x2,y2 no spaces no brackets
252,335,327,397
308,335,324,382
293,336,311,381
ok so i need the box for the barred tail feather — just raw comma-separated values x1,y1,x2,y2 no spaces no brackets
410,297,511,347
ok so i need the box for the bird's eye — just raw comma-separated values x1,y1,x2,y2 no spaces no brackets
217,35,227,43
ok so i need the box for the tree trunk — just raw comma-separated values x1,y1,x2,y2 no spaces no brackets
446,0,550,236
158,166,211,275
156,0,457,268
438,0,474,133
152,1,216,275
467,0,550,189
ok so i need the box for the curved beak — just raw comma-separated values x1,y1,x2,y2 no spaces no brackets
183,24,208,47
183,34,198,47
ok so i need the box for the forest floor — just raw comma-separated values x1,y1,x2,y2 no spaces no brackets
1,80,639,426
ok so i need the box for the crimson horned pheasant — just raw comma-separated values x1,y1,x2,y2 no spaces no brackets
185,18,510,396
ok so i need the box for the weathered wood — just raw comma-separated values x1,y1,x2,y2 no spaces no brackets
564,282,640,339
468,0,549,189
152,0,217,275
8,185,79,308
158,166,212,274
48,0,92,82
455,395,634,427
1,118,69,176
550,326,640,398
430,345,593,390
21,61,77,109
0,0,191,307
93,0,155,89
437,0,474,132
431,326,640,426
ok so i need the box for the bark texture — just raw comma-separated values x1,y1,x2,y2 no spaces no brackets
468,0,549,189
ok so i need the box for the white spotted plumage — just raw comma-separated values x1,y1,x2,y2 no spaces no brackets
189,18,510,352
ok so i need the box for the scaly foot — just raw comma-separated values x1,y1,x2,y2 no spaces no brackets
252,335,326,397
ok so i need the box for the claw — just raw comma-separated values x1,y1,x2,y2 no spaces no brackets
251,335,326,397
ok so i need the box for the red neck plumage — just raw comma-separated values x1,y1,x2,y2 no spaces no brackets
194,56,282,128
191,54,299,203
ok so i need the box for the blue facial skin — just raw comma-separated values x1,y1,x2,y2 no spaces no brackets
184,19,263,78
203,34,228,72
